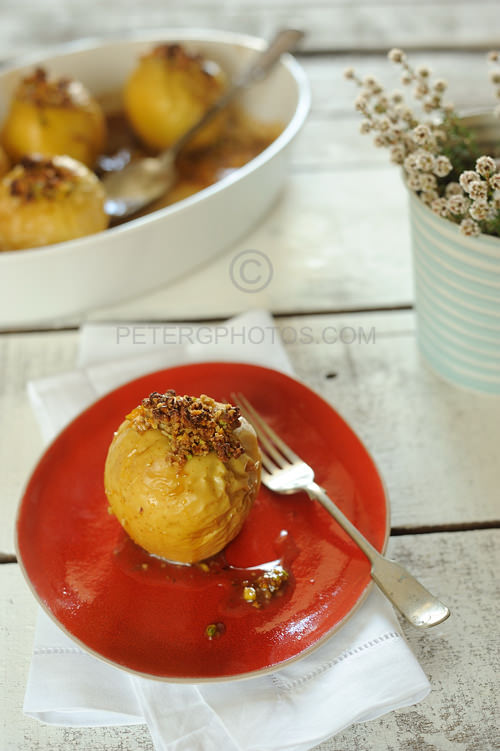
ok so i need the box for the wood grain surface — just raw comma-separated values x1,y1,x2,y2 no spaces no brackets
1,312,499,555
0,0,499,59
2,529,498,750
0,3,499,750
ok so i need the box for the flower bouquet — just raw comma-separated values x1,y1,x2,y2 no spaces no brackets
346,51,500,394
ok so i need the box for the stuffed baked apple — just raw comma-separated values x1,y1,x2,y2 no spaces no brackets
124,44,227,151
0,146,9,178
104,391,261,563
1,68,106,167
0,155,108,250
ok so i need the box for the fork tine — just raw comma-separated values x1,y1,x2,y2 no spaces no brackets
228,393,284,470
259,451,280,474
232,391,292,469
231,392,302,465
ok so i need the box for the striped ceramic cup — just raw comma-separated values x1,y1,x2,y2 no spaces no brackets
409,191,500,394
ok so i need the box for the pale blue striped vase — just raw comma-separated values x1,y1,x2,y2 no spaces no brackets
409,191,500,394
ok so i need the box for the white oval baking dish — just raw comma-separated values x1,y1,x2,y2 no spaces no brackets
0,30,310,327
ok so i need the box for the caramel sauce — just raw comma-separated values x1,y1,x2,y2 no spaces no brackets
96,102,283,222
112,526,298,636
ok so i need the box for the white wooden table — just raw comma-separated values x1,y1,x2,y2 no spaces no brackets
1,2,499,750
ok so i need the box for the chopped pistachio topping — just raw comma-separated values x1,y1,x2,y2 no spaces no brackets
127,390,244,464
242,567,289,608
205,622,225,640
7,156,78,202
16,67,88,108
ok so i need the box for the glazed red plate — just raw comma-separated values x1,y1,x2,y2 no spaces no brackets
17,362,388,681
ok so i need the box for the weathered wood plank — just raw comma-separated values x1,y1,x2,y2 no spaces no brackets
0,563,152,749
302,52,495,119
0,1,499,59
1,312,499,553
281,312,500,531
2,529,498,750
89,164,413,322
319,529,500,750
0,331,79,553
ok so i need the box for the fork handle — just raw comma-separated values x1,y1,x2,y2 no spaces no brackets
306,483,450,628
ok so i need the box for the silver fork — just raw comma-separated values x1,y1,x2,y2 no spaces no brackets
232,392,450,629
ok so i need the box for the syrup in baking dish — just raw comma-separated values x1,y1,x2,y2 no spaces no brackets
96,104,283,222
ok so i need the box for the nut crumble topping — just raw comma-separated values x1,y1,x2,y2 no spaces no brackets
127,390,245,463
7,156,78,202
16,67,89,109
242,567,289,608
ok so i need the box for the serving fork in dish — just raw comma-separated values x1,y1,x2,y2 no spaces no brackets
232,392,451,629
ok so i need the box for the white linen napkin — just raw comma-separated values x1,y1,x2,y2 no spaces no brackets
24,309,430,751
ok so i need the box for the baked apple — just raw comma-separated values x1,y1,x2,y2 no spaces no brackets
0,146,9,178
124,44,227,151
104,391,261,564
0,155,108,250
1,68,106,167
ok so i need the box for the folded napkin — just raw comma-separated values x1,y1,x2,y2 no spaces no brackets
24,310,430,751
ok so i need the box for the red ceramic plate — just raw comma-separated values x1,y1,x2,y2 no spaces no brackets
17,362,388,681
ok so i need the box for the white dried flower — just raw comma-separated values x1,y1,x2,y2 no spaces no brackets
388,48,406,63
401,71,412,85
475,155,497,178
412,124,431,145
373,134,386,147
490,174,500,189
428,94,443,109
363,75,379,89
404,153,419,172
469,181,488,201
390,144,406,164
431,197,449,217
355,94,369,112
433,129,446,142
416,150,435,172
385,126,403,144
360,120,372,134
416,65,430,78
487,204,498,220
407,173,422,191
344,67,355,79
374,95,389,112
423,101,434,113
376,115,391,132
443,102,455,113
414,83,429,99
460,218,481,237
420,173,438,191
391,90,403,103
469,200,490,221
434,79,447,93
433,155,453,177
459,170,481,192
445,182,463,197
421,189,439,205
400,106,414,122
490,71,500,85
488,51,499,62
447,194,470,215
